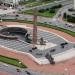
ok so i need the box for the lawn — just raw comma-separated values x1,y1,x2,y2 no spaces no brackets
18,4,62,18
38,11,55,17
19,9,56,18
0,55,27,68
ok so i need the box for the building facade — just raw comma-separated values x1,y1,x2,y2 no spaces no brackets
0,0,23,6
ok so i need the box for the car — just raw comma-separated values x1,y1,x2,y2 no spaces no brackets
65,23,68,25
16,69,21,72
50,49,56,52
3,8,7,10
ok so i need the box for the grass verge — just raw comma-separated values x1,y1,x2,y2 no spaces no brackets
18,9,56,18
0,55,27,68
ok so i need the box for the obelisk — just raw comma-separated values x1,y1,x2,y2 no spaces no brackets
32,8,37,49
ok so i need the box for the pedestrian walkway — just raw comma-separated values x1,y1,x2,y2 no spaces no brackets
0,22,75,74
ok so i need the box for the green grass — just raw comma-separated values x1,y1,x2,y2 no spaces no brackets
0,55,27,68
2,19,75,38
19,9,56,18
18,4,62,18
38,11,55,17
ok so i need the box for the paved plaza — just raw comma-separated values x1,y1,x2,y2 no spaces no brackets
0,24,74,64
0,22,75,75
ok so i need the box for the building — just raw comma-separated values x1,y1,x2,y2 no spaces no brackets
0,0,23,6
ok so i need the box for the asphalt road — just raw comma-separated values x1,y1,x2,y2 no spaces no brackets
0,62,49,75
1,0,75,33
16,0,72,11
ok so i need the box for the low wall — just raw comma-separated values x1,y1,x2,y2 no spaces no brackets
0,34,18,39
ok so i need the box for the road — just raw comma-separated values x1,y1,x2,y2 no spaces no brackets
0,0,75,33
16,0,72,11
0,62,49,75
2,3,75,33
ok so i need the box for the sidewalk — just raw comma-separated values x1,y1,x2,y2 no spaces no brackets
0,71,12,75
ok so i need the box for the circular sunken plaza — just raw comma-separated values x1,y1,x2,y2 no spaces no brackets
0,22,75,74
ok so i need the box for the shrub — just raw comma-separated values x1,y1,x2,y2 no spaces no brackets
46,8,49,11
38,9,45,13
49,9,55,13
51,4,62,9
68,8,75,12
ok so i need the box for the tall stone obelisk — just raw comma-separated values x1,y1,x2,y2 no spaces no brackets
32,8,37,49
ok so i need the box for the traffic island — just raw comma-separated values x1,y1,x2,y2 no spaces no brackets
0,55,27,68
